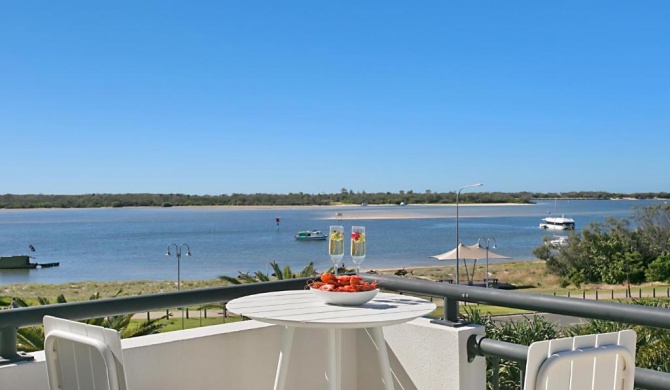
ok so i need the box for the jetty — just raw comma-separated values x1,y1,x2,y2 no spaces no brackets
0,255,60,270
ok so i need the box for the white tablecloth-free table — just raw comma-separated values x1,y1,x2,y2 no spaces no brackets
227,290,436,390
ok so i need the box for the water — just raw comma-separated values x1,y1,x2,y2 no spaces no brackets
0,200,665,284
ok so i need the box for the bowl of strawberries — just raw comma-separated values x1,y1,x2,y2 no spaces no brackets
309,273,379,306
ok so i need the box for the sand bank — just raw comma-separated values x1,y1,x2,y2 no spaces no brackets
179,203,529,220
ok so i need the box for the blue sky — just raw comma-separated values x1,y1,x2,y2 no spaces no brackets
1,1,668,195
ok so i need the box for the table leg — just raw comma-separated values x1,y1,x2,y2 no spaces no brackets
274,325,295,390
369,327,395,390
327,328,342,390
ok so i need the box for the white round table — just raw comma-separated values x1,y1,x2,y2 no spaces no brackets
228,290,436,390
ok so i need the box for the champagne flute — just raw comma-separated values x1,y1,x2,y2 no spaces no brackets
328,226,344,275
350,226,366,275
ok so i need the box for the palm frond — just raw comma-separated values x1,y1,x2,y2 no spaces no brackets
121,316,168,338
299,262,315,277
17,326,45,352
218,275,242,284
270,261,283,280
254,271,271,282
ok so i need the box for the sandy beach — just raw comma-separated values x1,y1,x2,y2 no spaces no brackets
175,203,530,221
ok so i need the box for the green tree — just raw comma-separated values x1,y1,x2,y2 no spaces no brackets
646,253,670,282
533,207,670,286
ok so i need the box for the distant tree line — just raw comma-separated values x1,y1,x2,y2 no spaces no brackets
534,203,670,287
0,191,667,209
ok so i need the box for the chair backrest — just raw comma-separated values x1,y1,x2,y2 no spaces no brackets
524,329,636,390
43,315,129,390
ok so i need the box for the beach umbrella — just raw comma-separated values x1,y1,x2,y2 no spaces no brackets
430,243,511,285
430,243,511,261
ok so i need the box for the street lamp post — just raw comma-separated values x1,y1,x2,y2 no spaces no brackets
456,183,483,285
166,244,191,291
166,243,191,329
478,237,496,288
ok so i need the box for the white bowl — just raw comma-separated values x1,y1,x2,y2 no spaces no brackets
310,288,379,306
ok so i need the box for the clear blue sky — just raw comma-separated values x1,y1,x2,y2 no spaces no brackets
2,1,668,195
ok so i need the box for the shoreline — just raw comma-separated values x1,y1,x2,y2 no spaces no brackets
0,203,532,221
0,259,540,289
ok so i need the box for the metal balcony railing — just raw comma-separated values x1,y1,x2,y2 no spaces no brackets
1,274,670,389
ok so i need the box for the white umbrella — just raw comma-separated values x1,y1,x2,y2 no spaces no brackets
430,243,511,261
431,243,511,285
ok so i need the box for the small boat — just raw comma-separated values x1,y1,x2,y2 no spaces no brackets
539,215,575,230
294,230,327,241
548,235,569,248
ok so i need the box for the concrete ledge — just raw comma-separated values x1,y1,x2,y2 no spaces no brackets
0,318,486,389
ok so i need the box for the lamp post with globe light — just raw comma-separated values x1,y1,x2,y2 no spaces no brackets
166,243,191,329
166,243,191,291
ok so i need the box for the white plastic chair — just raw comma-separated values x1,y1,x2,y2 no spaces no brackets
43,315,129,390
524,330,636,390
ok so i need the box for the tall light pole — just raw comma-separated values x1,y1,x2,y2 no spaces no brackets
167,243,191,329
166,243,191,291
456,183,483,284
477,237,496,288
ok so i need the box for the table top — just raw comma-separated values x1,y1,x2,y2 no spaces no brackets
227,290,437,329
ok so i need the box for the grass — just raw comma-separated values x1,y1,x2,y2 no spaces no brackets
154,314,244,332
0,279,232,303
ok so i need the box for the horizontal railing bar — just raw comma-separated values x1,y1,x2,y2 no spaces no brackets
468,335,527,362
0,278,308,328
636,368,670,390
363,274,670,330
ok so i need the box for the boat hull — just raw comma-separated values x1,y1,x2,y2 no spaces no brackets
539,224,574,231
539,216,575,231
294,230,327,241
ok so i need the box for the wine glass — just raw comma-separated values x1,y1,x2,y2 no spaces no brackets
350,226,366,275
328,226,344,275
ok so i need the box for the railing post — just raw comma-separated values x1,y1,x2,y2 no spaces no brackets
492,357,500,390
431,297,462,326
445,297,459,322
0,326,33,365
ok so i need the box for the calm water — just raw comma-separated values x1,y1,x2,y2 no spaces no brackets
0,200,665,285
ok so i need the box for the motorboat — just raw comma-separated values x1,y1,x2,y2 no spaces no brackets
539,215,575,230
549,235,569,248
294,230,327,241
